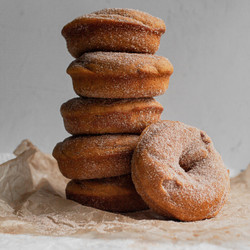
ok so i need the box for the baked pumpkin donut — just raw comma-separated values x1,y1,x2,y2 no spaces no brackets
61,97,163,135
67,52,174,98
132,120,230,221
62,8,166,58
66,175,148,212
53,134,139,180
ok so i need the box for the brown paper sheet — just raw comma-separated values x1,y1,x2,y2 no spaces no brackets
0,140,249,247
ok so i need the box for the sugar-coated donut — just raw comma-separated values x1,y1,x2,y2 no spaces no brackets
132,120,230,221
67,52,173,98
62,8,166,58
61,97,163,135
53,134,139,180
66,175,148,212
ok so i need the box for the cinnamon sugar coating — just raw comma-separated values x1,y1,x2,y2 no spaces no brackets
132,120,230,221
66,175,148,212
53,134,139,180
62,8,166,57
67,52,173,98
60,97,163,135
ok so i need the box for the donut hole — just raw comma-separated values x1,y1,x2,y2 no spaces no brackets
179,147,208,172
179,157,193,172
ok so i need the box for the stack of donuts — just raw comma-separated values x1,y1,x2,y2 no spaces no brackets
53,8,230,221
53,8,173,213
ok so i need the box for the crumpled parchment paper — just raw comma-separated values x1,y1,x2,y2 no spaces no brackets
0,140,249,248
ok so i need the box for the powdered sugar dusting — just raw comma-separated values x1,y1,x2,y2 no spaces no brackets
61,134,139,158
61,97,160,110
132,120,230,221
69,52,173,75
90,8,166,32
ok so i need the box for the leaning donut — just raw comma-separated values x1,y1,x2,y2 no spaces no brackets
132,120,230,221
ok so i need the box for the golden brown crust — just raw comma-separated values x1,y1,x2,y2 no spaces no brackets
60,97,163,135
67,52,174,98
62,8,166,57
52,134,139,180
66,175,148,212
131,120,230,221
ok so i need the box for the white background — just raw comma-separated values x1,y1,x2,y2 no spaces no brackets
0,0,249,174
